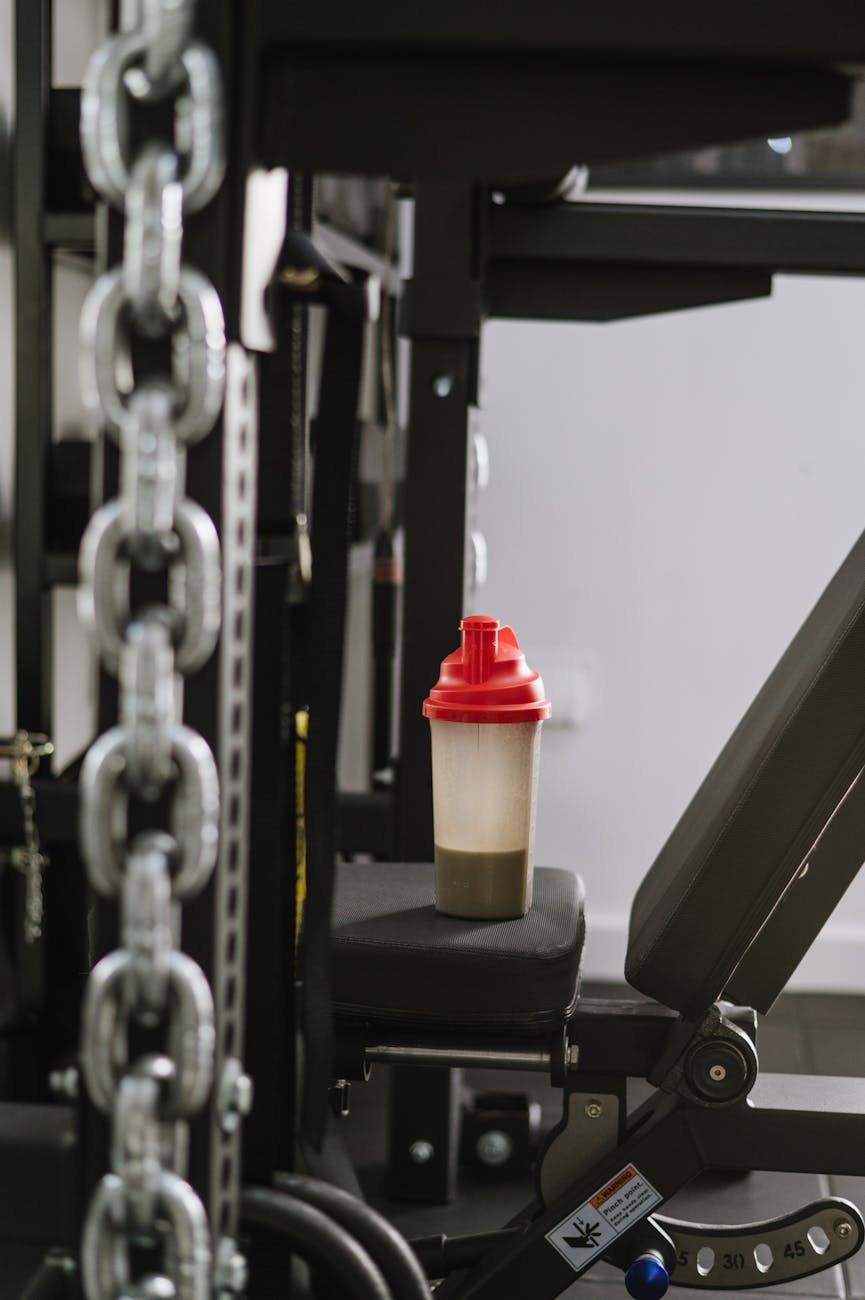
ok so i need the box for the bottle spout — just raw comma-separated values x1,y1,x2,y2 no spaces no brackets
460,615,499,684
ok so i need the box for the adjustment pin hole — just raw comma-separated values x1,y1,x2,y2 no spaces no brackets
808,1226,831,1256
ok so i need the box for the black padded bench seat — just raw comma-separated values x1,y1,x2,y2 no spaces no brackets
332,863,585,1031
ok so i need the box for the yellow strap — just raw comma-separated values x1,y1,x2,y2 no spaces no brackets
294,709,309,947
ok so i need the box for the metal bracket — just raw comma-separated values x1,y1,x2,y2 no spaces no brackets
537,1075,626,1208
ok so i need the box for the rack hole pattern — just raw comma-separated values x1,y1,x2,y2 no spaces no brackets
210,344,259,1242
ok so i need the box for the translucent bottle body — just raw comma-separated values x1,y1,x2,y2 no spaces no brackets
430,718,541,918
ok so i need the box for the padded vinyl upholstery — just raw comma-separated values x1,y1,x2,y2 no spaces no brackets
332,862,585,1030
627,527,865,1017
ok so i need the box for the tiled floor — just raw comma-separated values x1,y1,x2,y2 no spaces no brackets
343,987,865,1298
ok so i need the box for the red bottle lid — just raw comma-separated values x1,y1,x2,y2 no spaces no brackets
423,616,552,724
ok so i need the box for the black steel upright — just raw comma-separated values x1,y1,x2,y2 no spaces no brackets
392,185,484,1202
13,0,53,740
396,183,483,862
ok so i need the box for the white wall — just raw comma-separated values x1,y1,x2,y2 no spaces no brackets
476,204,865,991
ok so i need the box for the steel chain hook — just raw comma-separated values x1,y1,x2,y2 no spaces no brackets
77,2,225,1296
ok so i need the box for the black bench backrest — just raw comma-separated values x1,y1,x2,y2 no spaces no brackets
626,528,865,1018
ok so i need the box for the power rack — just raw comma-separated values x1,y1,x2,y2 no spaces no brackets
4,2,865,1294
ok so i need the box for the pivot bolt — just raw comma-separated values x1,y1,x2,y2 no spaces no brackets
409,1140,435,1165
476,1129,513,1167
835,1219,853,1239
585,1100,603,1119
685,1040,751,1103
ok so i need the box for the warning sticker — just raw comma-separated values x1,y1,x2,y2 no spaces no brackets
545,1164,662,1273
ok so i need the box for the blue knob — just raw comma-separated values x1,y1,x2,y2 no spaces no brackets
624,1253,669,1300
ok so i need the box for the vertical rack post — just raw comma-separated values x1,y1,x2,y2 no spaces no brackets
13,0,53,741
392,182,484,1201
396,182,484,860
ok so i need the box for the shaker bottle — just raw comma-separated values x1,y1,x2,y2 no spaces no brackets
423,616,551,919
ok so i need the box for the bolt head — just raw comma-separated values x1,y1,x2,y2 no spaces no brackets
48,1067,79,1101
432,374,454,398
709,1064,728,1082
234,1072,254,1115
216,1238,249,1295
835,1219,853,1239
585,1101,603,1119
409,1139,435,1165
329,1079,351,1118
566,1044,580,1070
476,1129,514,1168
219,1059,254,1133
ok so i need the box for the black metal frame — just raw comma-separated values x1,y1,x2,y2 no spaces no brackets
250,0,865,192
435,1068,865,1298
12,9,96,747
486,201,865,322
6,3,865,1296
241,1,865,1222
13,0,53,741
248,2,865,66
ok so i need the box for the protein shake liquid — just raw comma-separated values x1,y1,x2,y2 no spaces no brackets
423,616,551,919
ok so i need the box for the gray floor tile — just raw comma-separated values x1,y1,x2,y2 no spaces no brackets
798,995,865,1029
758,1016,812,1074
801,1026,865,1076
827,1175,865,1298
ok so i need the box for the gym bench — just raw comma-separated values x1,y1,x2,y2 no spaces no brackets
332,523,865,1297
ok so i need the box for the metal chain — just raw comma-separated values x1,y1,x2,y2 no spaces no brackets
77,3,226,1297
1,731,54,943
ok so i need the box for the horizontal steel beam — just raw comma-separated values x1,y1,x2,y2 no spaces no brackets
489,201,865,277
253,1,865,66
258,54,850,183
694,1072,865,1177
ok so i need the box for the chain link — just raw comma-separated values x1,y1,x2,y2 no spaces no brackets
10,771,49,943
124,147,184,335
83,1171,211,1300
81,726,219,901
80,266,226,442
78,5,227,1296
121,616,177,797
120,384,181,566
81,29,224,212
79,496,222,675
